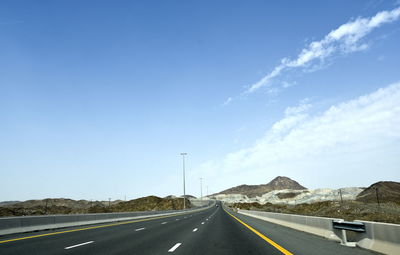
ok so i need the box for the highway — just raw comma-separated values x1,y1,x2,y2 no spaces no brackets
0,202,379,255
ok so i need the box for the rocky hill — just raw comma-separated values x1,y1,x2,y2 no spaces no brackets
216,176,306,197
114,196,189,211
164,195,196,199
266,176,306,190
182,195,196,199
0,196,192,217
5,198,104,209
356,181,400,203
0,201,20,207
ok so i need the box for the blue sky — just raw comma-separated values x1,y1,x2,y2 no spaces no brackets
1,1,400,201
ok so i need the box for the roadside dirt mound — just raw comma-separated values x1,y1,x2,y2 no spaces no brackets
356,181,400,203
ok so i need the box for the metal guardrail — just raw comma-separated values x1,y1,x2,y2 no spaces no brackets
332,220,366,232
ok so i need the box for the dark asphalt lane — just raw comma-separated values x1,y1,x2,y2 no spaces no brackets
171,204,283,255
0,202,380,255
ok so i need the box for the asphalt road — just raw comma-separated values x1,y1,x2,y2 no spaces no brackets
0,202,379,255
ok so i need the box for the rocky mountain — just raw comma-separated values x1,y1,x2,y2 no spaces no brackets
94,196,191,213
266,176,306,190
216,176,306,197
164,195,177,199
356,181,400,203
181,195,196,199
0,201,20,207
0,196,192,217
3,198,105,210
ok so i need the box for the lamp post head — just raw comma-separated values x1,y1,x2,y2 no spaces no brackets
180,152,187,156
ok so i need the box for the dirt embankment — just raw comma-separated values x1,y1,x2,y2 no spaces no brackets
229,200,400,224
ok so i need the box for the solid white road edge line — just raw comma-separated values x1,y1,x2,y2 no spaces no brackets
193,228,198,232
135,228,145,231
168,243,182,252
64,241,94,250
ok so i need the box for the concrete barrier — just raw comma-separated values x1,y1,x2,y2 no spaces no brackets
238,209,344,242
0,201,215,236
354,220,400,255
237,209,400,255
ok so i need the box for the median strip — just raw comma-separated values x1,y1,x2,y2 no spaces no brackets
224,209,293,255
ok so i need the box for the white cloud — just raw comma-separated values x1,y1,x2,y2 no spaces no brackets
223,97,233,106
246,7,400,93
197,82,400,191
282,81,297,88
284,98,312,116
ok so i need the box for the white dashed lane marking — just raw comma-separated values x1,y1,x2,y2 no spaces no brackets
193,228,198,232
64,241,94,250
135,228,145,231
168,243,182,252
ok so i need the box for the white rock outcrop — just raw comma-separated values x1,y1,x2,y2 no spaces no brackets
212,187,364,205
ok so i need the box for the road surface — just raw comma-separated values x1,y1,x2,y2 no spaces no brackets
0,202,379,254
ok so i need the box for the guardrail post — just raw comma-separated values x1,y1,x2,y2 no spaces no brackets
339,228,347,246
332,220,367,247
333,220,348,245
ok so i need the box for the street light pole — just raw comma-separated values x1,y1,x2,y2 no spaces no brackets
180,153,187,210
